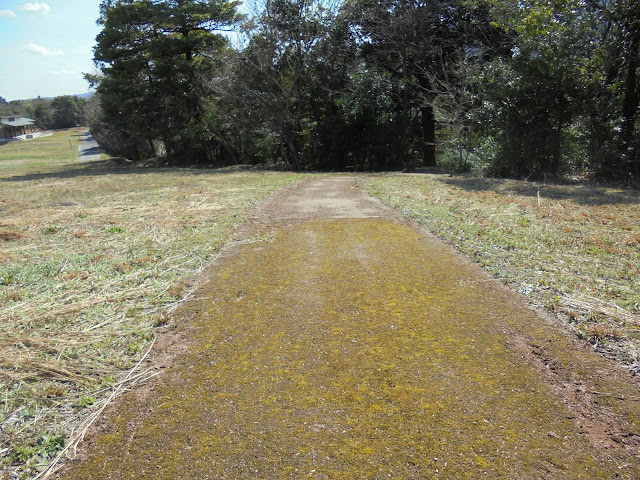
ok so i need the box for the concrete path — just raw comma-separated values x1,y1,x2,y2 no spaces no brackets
58,177,640,479
77,132,101,161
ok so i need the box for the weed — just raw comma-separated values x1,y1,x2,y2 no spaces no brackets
44,387,65,398
11,435,67,464
116,262,133,274
91,254,108,264
133,255,156,266
74,396,96,408
125,307,142,318
1,270,18,286
2,289,24,302
100,377,115,389
582,323,624,344
61,271,83,281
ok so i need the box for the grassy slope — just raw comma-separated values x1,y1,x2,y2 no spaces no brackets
363,174,640,365
0,131,304,478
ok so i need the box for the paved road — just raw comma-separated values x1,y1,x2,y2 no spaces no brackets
77,132,101,161
58,177,640,479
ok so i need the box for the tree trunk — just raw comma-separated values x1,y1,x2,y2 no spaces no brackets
548,118,563,174
397,72,410,170
621,50,638,169
282,131,300,170
422,104,436,167
416,74,437,167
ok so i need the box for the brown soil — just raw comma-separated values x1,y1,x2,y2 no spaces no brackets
55,175,640,479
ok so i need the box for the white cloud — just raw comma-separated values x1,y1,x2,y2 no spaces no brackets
50,68,78,76
0,9,17,18
20,2,51,15
24,42,63,56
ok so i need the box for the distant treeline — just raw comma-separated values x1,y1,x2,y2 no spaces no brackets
86,0,639,180
0,95,86,131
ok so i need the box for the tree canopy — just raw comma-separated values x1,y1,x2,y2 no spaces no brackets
87,0,640,179
88,0,241,161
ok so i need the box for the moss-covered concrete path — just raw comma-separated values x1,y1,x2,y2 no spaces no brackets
59,177,640,479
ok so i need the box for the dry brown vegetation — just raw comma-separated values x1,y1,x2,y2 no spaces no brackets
0,130,304,478
363,174,640,367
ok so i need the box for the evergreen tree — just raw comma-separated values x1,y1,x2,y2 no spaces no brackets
91,0,241,162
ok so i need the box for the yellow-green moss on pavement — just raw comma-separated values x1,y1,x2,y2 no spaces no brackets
63,218,640,479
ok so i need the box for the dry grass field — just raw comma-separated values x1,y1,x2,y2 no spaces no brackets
0,130,304,478
363,173,640,366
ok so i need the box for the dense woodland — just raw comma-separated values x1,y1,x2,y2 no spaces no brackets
0,96,86,131
85,0,639,179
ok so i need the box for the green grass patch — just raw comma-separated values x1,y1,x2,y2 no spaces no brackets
0,130,82,173
362,174,640,363
0,131,304,478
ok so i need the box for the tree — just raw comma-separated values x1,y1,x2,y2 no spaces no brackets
348,0,505,169
51,96,86,129
0,99,26,117
610,0,640,176
472,0,640,179
91,0,241,162
28,101,53,129
582,0,640,177
228,0,342,169
473,1,591,177
86,0,639,179
334,63,402,170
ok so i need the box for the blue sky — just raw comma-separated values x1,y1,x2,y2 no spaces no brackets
0,1,102,101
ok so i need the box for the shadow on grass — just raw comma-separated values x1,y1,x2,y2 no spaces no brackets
0,158,283,183
442,176,640,206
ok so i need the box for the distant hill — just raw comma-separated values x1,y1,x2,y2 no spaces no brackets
41,92,94,101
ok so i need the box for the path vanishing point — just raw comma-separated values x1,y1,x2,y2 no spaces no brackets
57,176,640,479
